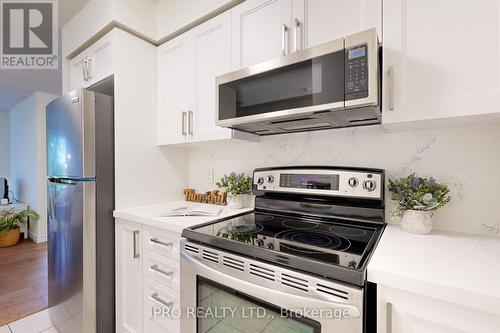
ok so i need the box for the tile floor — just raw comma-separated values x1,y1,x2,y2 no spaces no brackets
0,302,81,333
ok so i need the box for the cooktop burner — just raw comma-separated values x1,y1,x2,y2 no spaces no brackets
329,225,367,237
190,212,378,270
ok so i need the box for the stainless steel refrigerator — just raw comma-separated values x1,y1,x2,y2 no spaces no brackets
46,88,114,333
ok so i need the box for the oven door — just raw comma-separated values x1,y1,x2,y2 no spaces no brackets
180,241,363,333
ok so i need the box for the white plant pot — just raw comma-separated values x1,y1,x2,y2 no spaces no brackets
400,210,433,235
227,194,245,209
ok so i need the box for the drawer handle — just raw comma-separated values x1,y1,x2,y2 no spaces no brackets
150,293,174,308
150,238,173,248
150,264,174,278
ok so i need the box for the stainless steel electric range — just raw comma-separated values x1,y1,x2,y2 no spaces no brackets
180,166,385,333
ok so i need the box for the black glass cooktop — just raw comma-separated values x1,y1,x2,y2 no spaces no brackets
188,212,379,270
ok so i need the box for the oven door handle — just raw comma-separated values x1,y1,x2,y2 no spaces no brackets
181,250,361,318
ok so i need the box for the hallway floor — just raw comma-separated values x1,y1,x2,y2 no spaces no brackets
0,239,48,326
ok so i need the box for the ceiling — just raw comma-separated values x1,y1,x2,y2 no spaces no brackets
0,0,90,111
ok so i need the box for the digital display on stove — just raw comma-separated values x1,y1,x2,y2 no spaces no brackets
279,173,339,190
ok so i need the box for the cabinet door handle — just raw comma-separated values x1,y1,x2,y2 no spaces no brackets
86,57,93,80
281,24,289,56
150,293,174,308
388,66,395,111
181,111,187,136
188,111,193,135
294,19,302,52
150,237,173,248
386,302,393,333
82,58,88,81
133,230,140,259
150,264,174,278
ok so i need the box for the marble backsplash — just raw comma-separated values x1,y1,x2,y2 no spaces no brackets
187,124,500,236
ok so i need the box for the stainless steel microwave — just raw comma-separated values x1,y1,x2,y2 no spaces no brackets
216,29,380,135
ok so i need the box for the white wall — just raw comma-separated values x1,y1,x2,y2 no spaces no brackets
0,110,9,178
188,125,500,237
9,92,56,243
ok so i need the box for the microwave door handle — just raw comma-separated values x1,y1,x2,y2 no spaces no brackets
181,250,361,318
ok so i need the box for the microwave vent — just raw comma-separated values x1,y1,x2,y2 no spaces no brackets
280,122,334,131
270,117,314,125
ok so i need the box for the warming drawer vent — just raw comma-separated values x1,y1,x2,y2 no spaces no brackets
184,242,357,305
249,263,275,281
223,256,244,271
202,249,219,263
281,273,309,292
184,244,199,254
316,283,349,300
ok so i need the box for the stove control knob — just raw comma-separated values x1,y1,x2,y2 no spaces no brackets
267,243,274,250
266,175,274,183
256,239,264,247
348,177,359,187
363,180,376,192
348,261,357,269
257,177,265,185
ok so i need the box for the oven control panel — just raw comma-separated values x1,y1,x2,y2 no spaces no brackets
253,168,383,199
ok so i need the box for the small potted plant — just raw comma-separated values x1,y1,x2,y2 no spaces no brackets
388,173,451,234
216,172,253,209
0,209,40,247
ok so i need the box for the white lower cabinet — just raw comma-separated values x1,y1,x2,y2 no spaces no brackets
116,219,143,333
143,277,181,333
377,285,500,333
116,220,182,333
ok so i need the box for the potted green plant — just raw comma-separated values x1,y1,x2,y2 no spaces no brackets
216,172,253,209
0,209,40,247
388,173,451,234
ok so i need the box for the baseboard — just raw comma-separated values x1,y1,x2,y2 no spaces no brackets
28,231,47,243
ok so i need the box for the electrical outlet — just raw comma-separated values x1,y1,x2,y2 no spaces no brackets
206,168,214,184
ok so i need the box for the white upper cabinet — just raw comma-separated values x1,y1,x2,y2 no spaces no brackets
68,32,114,92
157,34,192,145
231,0,382,68
157,11,257,146
382,0,500,128
190,12,233,142
300,0,382,49
231,0,293,69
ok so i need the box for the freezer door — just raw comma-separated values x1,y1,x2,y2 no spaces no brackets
48,178,96,333
46,89,95,178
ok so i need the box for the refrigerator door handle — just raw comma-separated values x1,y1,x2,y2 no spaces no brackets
48,176,96,184
50,178,78,185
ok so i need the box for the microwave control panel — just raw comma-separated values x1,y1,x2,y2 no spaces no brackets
345,45,369,100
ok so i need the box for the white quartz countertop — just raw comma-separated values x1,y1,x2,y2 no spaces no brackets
368,224,500,316
113,201,253,234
